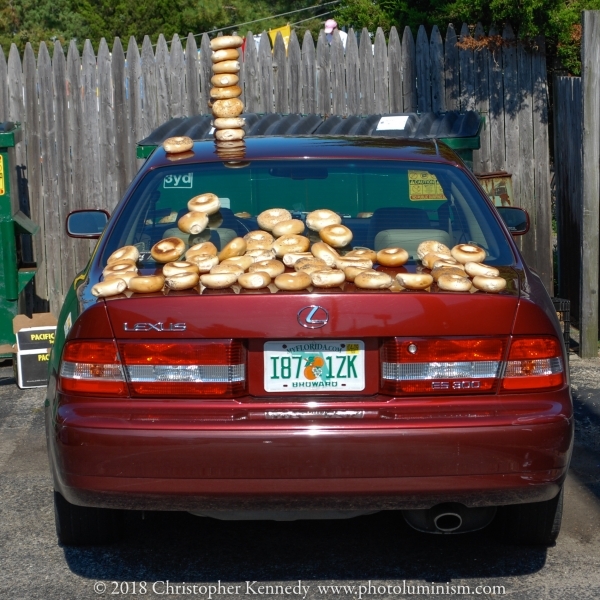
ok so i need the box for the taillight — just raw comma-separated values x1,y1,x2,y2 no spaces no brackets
381,338,505,395
59,340,127,396
58,339,246,398
118,340,245,397
501,336,564,391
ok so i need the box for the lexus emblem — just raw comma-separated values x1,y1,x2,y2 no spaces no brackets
297,305,329,329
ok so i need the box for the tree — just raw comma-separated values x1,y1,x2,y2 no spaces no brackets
334,0,600,74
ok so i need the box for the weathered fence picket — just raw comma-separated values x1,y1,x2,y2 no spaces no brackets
0,23,554,315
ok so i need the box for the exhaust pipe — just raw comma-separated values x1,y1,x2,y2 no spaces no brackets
403,503,496,534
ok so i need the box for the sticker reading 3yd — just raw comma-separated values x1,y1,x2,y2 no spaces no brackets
0,155,5,195
264,340,365,392
163,173,193,188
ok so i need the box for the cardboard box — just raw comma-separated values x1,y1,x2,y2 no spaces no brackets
12,313,57,388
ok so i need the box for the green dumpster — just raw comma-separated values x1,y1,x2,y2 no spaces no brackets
0,122,39,357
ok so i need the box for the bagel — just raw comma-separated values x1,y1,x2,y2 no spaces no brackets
465,262,500,278
354,271,393,289
213,116,244,129
272,234,311,257
343,266,369,282
128,274,165,293
437,273,472,292
376,247,409,267
216,139,245,149
396,273,433,290
257,208,292,232
335,256,373,270
311,241,339,267
306,209,341,231
212,60,241,74
211,74,240,87
345,247,377,263
295,257,328,273
431,257,462,270
178,211,208,235
210,263,244,276
102,261,137,277
311,269,346,288
417,240,452,260
187,193,220,215
472,275,507,293
235,211,252,218
215,128,245,142
431,266,468,282
91,278,127,298
210,35,244,51
163,136,193,154
282,252,313,266
451,243,487,264
212,98,244,118
103,271,139,286
151,238,186,263
249,259,285,278
186,241,218,259
319,224,353,248
165,271,200,291
200,272,238,289
189,254,220,273
272,219,305,237
422,252,457,269
245,248,276,261
218,237,247,261
244,230,274,247
238,271,271,289
211,48,240,63
274,271,312,291
107,245,139,265
162,261,199,277
222,255,253,271
210,85,242,101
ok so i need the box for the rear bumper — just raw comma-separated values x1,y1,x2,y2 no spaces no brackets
48,391,573,511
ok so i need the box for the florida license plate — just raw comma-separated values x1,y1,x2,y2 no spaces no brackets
264,340,365,392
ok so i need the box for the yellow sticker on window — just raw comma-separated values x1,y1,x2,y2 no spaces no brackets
0,155,5,195
408,170,446,201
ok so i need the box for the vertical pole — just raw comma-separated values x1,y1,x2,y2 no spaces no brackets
580,11,600,357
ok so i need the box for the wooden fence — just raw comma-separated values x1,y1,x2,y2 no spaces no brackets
554,76,582,326
0,23,552,315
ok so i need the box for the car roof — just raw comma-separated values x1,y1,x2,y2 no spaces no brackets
143,134,465,169
137,111,482,166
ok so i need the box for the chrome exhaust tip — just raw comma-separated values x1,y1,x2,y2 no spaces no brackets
403,503,496,534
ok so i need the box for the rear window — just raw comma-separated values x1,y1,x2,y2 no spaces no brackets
102,160,514,266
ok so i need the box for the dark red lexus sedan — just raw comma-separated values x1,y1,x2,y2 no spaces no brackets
46,113,572,546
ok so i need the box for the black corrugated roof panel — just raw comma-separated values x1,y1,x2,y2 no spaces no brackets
138,112,479,143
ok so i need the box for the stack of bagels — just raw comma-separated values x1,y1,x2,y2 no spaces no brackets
414,240,507,293
209,35,245,160
92,200,507,297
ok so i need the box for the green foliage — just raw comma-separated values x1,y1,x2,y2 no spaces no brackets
335,0,600,73
0,0,328,52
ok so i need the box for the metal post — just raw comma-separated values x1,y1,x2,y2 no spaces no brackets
580,11,600,358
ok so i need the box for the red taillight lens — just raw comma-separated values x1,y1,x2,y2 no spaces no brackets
381,337,505,396
59,340,127,396
118,340,245,397
501,336,564,391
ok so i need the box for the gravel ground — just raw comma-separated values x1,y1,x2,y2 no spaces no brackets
0,359,599,600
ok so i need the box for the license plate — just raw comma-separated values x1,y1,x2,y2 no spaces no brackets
264,340,365,392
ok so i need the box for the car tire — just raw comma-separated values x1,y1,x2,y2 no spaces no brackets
494,486,564,546
54,491,124,546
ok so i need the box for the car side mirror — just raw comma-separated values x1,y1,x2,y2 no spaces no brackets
497,206,530,236
66,210,110,239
